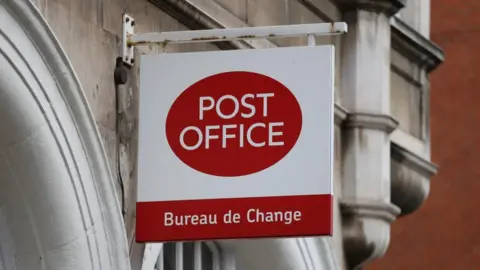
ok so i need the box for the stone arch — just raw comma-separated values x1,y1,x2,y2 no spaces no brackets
0,1,129,269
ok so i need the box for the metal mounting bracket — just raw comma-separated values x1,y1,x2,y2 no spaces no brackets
121,13,347,66
122,13,135,67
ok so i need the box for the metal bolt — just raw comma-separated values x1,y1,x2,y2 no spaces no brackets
130,59,135,64
131,20,135,26
125,57,129,61
126,17,130,23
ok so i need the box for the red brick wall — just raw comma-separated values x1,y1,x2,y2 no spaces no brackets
370,1,480,269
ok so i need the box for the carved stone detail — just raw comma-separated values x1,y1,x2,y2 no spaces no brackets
391,143,438,215
391,17,445,73
341,199,400,269
338,3,401,269
344,113,399,134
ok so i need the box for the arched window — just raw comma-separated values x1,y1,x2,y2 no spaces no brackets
154,242,221,270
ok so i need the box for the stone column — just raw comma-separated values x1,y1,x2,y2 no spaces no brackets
336,1,405,269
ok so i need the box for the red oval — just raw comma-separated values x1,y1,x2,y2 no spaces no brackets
165,71,302,177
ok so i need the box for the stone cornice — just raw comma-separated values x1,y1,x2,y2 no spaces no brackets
149,0,204,30
297,0,341,22
391,16,445,73
344,113,399,134
335,0,406,16
341,199,401,223
391,142,439,215
391,143,438,177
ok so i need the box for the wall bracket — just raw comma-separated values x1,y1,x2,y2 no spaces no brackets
121,13,347,66
122,13,135,67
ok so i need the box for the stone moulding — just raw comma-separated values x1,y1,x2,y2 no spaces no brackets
335,0,406,16
340,198,401,269
340,112,401,269
341,199,400,224
391,142,439,215
391,16,445,73
389,16,444,215
344,113,399,134
297,0,342,22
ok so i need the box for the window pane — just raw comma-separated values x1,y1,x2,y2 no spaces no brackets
163,243,176,270
201,243,214,270
390,49,424,139
390,69,423,138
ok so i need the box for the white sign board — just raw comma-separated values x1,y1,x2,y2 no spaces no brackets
136,45,334,242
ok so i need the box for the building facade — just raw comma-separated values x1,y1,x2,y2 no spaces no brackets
371,0,479,269
0,0,443,269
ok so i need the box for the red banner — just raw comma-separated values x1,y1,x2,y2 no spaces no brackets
136,194,333,242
